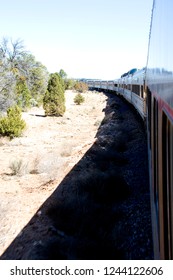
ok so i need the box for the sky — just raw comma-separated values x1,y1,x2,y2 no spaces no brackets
0,0,153,80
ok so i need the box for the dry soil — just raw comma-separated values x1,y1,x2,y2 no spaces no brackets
0,90,107,256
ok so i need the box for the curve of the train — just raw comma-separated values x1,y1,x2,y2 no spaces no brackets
86,67,147,120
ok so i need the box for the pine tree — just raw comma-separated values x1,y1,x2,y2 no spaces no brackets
43,73,66,116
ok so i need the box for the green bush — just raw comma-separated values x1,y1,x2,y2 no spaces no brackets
74,93,85,105
43,73,66,116
64,79,75,90
0,105,26,139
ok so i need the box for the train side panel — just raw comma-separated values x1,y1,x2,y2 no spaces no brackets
146,0,173,259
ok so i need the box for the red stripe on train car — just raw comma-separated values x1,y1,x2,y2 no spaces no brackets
152,91,173,122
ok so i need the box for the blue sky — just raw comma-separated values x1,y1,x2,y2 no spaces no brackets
0,0,153,79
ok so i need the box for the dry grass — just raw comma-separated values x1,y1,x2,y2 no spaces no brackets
9,158,29,176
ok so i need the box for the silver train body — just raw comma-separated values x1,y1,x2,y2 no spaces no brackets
87,67,146,119
86,0,173,260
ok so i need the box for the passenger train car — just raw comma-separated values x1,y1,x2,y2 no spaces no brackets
87,0,173,259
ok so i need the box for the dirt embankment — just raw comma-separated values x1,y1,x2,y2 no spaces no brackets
1,90,153,260
0,90,107,256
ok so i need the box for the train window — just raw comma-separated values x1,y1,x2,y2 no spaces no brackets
150,96,161,258
132,84,140,95
162,112,173,259
127,84,130,90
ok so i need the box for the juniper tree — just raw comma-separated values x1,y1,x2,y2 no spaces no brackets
0,105,26,138
43,73,65,116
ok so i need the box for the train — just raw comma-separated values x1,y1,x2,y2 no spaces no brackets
86,0,173,260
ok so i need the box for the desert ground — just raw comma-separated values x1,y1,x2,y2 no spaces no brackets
0,89,107,256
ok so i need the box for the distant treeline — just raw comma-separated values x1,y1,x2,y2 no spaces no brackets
0,37,88,113
0,37,88,138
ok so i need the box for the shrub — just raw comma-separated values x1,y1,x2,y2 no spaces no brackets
74,93,85,105
74,82,88,93
9,159,23,175
64,79,75,90
9,158,29,176
0,105,26,139
43,73,66,116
